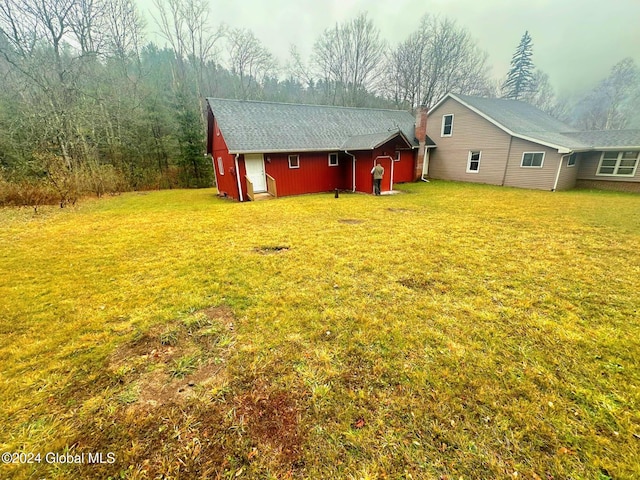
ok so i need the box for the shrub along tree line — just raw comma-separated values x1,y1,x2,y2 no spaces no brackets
1,1,638,208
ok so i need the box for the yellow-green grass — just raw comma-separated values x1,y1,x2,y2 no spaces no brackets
1,182,639,479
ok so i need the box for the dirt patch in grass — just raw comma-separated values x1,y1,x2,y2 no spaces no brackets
338,218,364,224
66,303,309,478
130,359,227,407
236,386,305,464
387,207,411,212
109,331,179,368
399,275,449,291
398,276,435,290
200,305,236,330
71,400,236,479
254,245,290,254
107,305,235,407
59,305,243,478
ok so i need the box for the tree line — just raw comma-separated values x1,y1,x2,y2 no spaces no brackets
1,1,638,208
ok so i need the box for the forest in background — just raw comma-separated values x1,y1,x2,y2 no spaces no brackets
1,0,639,208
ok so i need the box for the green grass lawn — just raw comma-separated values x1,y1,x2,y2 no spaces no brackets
1,181,639,479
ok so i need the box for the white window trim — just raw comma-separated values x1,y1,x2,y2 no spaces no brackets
394,151,401,162
441,114,454,137
288,154,300,169
521,151,545,168
596,151,639,177
328,152,339,167
217,157,224,175
466,151,481,173
567,153,576,167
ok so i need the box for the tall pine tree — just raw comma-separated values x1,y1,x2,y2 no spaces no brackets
502,31,535,100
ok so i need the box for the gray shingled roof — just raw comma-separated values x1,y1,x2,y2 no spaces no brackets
446,93,640,152
453,94,588,150
206,98,418,153
563,129,640,149
340,130,412,150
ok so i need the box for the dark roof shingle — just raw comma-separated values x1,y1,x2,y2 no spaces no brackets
563,130,640,149
446,93,640,151
206,98,418,153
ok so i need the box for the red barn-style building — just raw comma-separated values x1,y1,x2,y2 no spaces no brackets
206,98,430,201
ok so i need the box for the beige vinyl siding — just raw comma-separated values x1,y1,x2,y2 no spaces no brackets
427,97,511,185
555,153,580,190
503,138,562,190
577,150,640,182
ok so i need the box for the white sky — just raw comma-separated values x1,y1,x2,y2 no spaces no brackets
140,0,640,97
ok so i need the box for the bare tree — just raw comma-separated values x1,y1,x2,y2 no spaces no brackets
69,0,108,55
311,12,385,106
0,0,82,168
573,58,640,130
0,0,39,58
287,45,314,90
152,0,221,81
385,15,492,109
520,69,556,113
227,27,276,100
104,0,144,62
384,31,425,108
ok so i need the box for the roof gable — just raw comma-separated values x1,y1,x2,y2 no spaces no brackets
340,130,413,150
206,98,418,154
430,93,585,152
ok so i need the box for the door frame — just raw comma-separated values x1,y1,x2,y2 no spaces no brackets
244,153,267,193
374,156,393,193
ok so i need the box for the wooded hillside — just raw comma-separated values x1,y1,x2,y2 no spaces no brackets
1,0,638,207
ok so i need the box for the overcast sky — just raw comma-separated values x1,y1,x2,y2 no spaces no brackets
141,0,640,97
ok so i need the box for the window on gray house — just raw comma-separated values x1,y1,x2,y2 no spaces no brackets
467,151,481,173
441,114,454,137
521,152,545,168
597,151,639,176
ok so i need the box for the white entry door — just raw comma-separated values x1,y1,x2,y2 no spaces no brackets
244,154,267,193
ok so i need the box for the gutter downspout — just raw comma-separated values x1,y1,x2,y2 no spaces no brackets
421,147,430,182
553,153,570,192
234,154,244,202
390,155,395,191
345,150,356,192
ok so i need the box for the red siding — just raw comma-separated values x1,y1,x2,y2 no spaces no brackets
264,152,342,197
394,150,416,183
208,112,417,200
354,151,375,193
367,138,417,191
211,117,240,200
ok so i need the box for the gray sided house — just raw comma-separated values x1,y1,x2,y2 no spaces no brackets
425,93,640,192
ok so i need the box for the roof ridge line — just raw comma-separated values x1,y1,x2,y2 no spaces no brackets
205,97,412,114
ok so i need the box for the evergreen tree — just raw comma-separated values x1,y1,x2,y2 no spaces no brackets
502,31,535,100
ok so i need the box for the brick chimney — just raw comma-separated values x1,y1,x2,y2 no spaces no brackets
414,106,428,180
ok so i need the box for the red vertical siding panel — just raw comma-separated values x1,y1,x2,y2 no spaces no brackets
211,117,241,200
238,156,248,201
393,150,417,183
264,152,342,197
354,151,374,194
